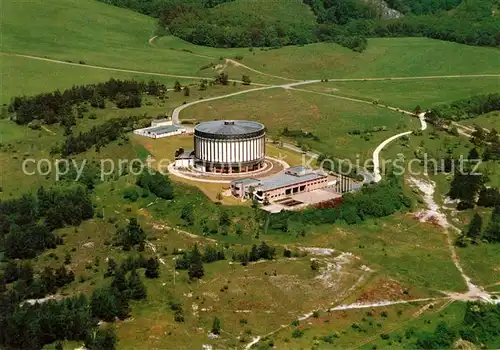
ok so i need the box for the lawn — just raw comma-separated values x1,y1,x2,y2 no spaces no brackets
185,88,419,161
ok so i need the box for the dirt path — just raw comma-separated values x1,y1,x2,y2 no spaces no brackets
147,35,215,59
225,58,300,82
145,241,166,266
148,35,158,46
325,74,500,82
408,177,498,304
0,52,267,86
41,125,56,135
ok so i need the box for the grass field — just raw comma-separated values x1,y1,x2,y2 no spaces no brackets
241,38,500,79
303,77,500,111
185,88,419,160
266,299,465,349
462,110,500,130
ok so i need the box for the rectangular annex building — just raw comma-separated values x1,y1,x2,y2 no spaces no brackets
230,166,329,203
133,118,186,139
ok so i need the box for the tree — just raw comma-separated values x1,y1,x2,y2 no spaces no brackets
242,75,252,85
128,269,147,300
188,245,204,279
184,86,190,96
414,105,422,115
219,210,231,227
116,218,146,249
174,81,182,92
216,192,223,202
4,260,19,283
311,260,320,271
485,205,500,243
235,222,244,236
111,269,129,294
64,253,72,265
465,213,482,242
86,326,117,350
211,316,221,335
199,79,207,91
104,258,117,278
145,257,160,278
180,204,195,226
215,73,229,85
468,147,480,160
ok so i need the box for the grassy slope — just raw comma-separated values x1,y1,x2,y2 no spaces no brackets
303,77,500,111
186,88,419,160
242,38,500,79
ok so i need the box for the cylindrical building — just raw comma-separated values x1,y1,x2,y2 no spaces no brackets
194,120,266,173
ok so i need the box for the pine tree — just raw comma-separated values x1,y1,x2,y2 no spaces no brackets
104,258,117,278
111,268,129,293
188,245,204,280
174,81,182,92
211,316,221,335
199,79,207,91
249,244,259,262
466,213,483,242
145,257,160,278
128,269,147,300
117,218,146,249
485,205,500,242
184,87,190,97
242,75,251,85
86,326,117,350
468,147,480,160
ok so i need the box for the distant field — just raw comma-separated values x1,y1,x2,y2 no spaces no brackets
242,38,500,79
185,88,419,160
0,54,191,104
462,110,500,130
303,77,500,111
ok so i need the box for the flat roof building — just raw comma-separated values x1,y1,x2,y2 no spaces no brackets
134,123,186,139
231,166,329,203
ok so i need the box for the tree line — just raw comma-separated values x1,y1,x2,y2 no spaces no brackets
7,78,166,125
428,93,500,122
1,186,94,259
99,0,498,51
59,115,149,156
410,301,500,349
136,171,174,200
457,206,500,246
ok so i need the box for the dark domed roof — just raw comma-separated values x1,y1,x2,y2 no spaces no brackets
195,120,264,136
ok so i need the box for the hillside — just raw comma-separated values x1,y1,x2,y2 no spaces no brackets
168,0,317,47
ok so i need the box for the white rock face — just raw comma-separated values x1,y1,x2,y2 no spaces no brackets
362,0,403,19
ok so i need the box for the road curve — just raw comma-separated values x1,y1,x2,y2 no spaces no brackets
372,112,427,182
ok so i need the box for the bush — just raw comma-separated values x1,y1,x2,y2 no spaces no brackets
292,328,304,338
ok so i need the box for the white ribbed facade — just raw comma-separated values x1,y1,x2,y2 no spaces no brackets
193,120,266,173
194,136,265,164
